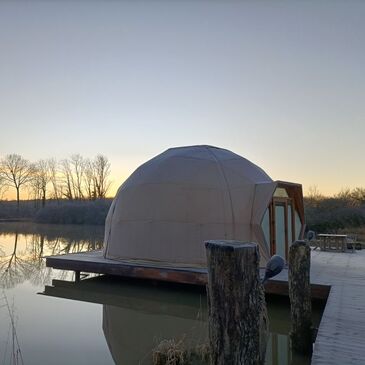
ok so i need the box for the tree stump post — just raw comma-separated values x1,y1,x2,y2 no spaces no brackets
205,240,268,365
288,240,312,353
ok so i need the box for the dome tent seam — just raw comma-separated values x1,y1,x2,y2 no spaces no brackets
204,146,236,240
102,145,287,267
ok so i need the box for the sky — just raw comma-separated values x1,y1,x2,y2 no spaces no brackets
0,0,364,198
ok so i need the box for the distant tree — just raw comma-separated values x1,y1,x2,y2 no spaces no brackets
351,187,365,205
335,188,359,208
29,170,42,205
60,159,74,200
60,154,111,200
336,187,352,200
93,154,111,198
31,160,51,207
0,173,8,200
48,158,61,202
84,158,96,200
70,154,85,199
0,154,33,208
306,185,323,200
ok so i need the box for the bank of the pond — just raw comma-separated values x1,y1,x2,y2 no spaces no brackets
2,196,365,235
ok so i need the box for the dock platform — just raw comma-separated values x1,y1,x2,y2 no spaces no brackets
46,249,365,364
309,250,365,365
46,250,208,285
46,250,329,299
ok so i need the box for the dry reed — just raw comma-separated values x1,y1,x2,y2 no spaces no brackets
152,338,210,365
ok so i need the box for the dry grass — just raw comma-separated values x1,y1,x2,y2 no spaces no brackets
192,343,210,363
152,338,210,365
339,226,365,244
152,339,187,365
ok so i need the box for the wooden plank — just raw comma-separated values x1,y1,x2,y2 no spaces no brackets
264,280,329,300
46,250,330,299
310,250,365,365
47,252,207,286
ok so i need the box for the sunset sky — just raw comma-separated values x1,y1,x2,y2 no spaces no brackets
0,1,364,198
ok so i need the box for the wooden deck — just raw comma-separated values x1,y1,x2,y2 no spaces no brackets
46,250,208,285
309,250,365,365
46,250,330,299
46,249,365,364
271,249,365,365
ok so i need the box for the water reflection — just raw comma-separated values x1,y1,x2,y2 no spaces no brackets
0,231,36,289
0,223,320,365
43,277,209,364
43,276,316,365
0,222,104,288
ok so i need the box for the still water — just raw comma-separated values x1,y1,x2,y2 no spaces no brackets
0,223,323,365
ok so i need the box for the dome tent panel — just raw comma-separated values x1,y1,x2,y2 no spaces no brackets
103,145,302,267
229,184,257,225
219,157,271,186
106,184,228,224
105,221,229,265
125,156,223,189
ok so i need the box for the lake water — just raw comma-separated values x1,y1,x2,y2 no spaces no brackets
0,223,323,365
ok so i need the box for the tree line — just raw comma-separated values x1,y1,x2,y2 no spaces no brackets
0,153,112,208
305,186,365,233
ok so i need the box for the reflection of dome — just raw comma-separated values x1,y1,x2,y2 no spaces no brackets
103,304,207,365
99,280,292,365
102,283,208,365
103,145,297,266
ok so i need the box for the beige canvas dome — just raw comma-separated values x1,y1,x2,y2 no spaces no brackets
103,145,279,266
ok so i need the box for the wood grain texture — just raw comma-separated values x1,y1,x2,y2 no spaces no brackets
205,241,268,365
310,250,365,365
288,241,312,353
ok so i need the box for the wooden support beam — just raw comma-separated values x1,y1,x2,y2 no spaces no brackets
205,240,268,365
288,240,312,353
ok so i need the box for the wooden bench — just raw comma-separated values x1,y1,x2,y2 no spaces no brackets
317,234,354,252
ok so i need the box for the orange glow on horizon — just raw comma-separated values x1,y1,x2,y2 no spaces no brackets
0,170,362,201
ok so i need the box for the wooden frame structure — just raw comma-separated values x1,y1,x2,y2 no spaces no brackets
266,181,305,260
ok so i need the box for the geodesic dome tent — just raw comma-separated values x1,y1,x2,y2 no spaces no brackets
103,145,304,267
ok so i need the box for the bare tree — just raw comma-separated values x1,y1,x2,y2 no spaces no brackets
93,154,111,198
336,187,352,200
70,154,85,199
29,171,43,206
31,160,51,207
84,158,96,200
48,158,61,202
351,187,365,205
60,159,74,200
0,173,8,200
306,185,323,200
0,154,34,208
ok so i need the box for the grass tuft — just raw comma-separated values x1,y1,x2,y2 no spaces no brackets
152,337,210,365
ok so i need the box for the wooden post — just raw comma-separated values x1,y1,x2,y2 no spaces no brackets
288,240,312,353
205,240,268,365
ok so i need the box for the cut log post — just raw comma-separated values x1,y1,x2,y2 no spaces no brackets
288,240,312,353
205,240,268,365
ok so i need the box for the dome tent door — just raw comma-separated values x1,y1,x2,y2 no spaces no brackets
261,185,304,261
272,200,294,260
274,202,287,258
